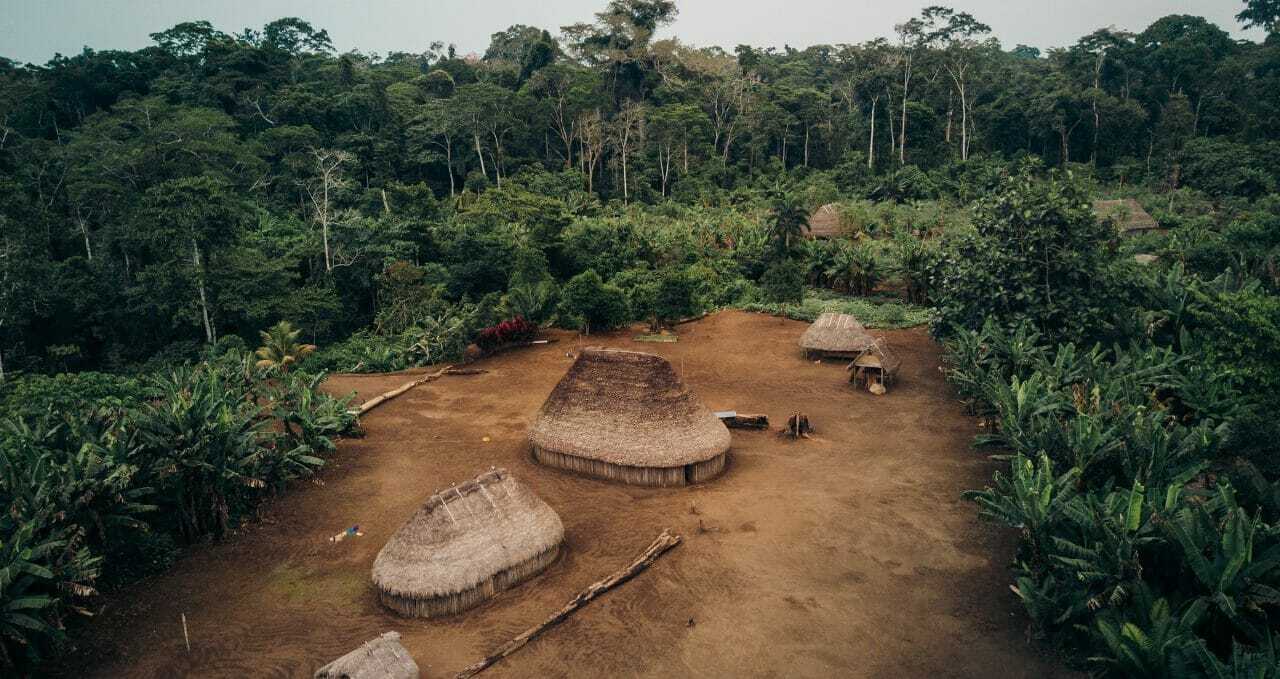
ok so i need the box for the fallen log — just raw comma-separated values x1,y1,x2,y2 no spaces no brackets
720,413,769,429
354,365,453,416
443,367,488,376
454,530,683,679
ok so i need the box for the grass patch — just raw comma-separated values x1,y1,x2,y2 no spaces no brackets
736,288,931,329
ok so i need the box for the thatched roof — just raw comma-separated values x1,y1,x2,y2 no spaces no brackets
528,349,730,471
372,469,563,617
806,203,845,239
799,313,875,355
314,632,419,679
1092,199,1159,234
852,341,902,375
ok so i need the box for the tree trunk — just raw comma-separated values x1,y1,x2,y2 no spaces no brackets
803,125,810,167
867,97,876,171
445,137,456,197
474,133,487,182
192,240,215,345
321,172,333,272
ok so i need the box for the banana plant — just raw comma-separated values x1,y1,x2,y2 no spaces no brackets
1193,633,1280,678
1166,485,1280,646
965,454,1080,570
976,372,1069,457
1090,586,1207,678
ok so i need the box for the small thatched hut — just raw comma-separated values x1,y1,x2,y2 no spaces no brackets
799,312,876,359
1092,199,1160,236
528,348,730,486
847,340,902,392
372,469,563,619
806,203,845,239
314,632,419,679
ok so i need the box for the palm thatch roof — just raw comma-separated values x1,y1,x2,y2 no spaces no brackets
372,468,563,618
528,348,730,486
314,632,419,679
1092,199,1160,235
799,312,876,357
806,203,845,239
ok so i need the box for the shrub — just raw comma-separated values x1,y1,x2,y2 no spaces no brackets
474,316,538,353
557,270,630,334
759,259,806,304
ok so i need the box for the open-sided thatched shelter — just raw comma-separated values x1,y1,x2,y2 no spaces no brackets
528,348,730,486
806,203,845,239
372,469,563,619
799,312,876,359
314,631,419,679
846,339,902,392
1092,199,1160,236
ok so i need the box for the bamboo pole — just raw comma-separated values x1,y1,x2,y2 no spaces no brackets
454,530,683,679
354,365,453,416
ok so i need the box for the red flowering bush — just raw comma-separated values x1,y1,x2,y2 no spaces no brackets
474,316,538,353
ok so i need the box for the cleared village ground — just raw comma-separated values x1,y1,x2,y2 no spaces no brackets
57,311,1075,678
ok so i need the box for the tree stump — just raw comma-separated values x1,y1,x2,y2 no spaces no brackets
780,413,813,438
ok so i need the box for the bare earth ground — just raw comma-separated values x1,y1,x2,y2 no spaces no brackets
55,310,1076,678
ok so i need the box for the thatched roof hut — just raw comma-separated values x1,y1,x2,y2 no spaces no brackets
528,348,730,486
1092,199,1160,235
847,339,903,391
806,203,845,239
372,469,563,619
799,312,876,359
314,632,419,679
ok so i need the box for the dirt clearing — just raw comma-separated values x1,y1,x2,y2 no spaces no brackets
57,311,1073,678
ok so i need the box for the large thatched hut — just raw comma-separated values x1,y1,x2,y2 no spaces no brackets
372,469,563,619
528,348,730,486
1092,199,1160,236
806,203,845,239
314,632,418,679
799,312,876,359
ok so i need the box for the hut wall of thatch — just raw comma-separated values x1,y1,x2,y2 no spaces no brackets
377,544,561,619
528,349,731,487
372,469,564,619
532,445,727,487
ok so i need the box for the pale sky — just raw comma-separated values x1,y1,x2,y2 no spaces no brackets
0,0,1264,65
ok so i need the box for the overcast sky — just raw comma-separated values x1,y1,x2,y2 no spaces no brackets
0,0,1264,65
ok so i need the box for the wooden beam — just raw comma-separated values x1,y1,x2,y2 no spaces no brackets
454,530,683,678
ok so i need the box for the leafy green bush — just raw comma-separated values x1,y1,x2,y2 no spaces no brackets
558,270,630,334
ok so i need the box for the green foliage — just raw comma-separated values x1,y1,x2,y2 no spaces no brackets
557,270,629,334
758,259,807,304
934,168,1120,342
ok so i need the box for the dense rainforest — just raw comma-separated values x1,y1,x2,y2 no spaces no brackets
2,0,1280,675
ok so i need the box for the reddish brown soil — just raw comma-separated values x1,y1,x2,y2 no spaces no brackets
56,311,1075,678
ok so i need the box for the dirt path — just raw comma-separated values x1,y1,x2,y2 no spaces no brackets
57,311,1073,678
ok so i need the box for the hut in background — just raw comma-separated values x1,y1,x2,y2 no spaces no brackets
314,631,418,679
806,203,845,239
799,312,875,360
372,469,563,619
1092,199,1161,236
529,348,730,486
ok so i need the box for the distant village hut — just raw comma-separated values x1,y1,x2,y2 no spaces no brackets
1092,199,1161,236
314,631,419,679
372,469,564,619
806,203,846,239
528,348,731,486
799,312,876,360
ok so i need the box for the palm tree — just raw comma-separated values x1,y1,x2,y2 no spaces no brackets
767,192,811,257
254,321,317,374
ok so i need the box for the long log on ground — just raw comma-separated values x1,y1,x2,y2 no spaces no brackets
454,530,683,679
720,413,769,429
354,365,453,416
